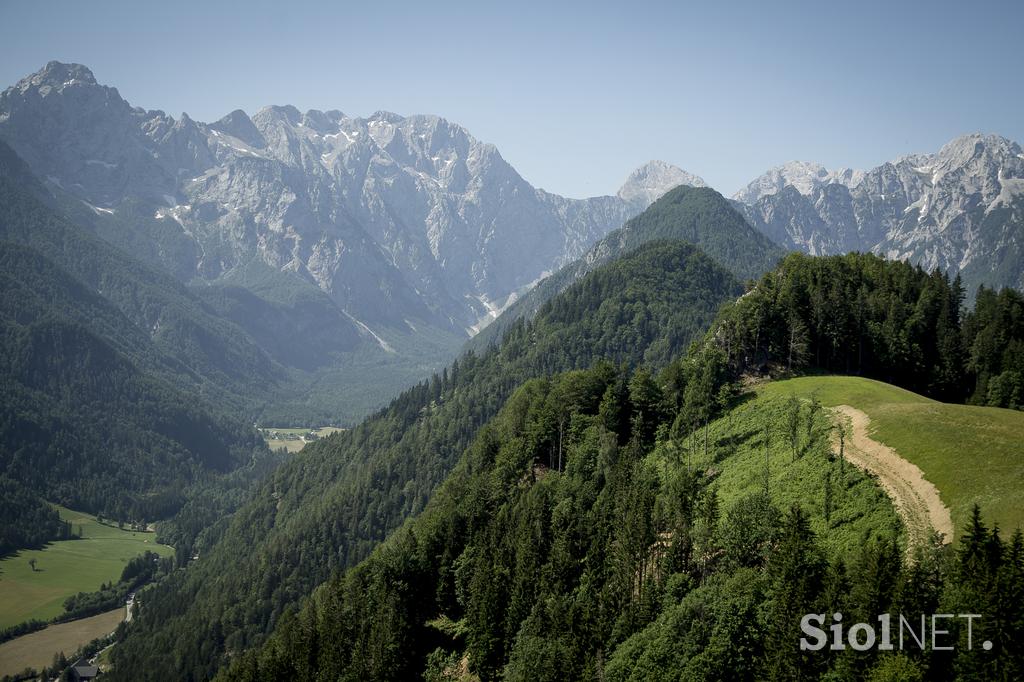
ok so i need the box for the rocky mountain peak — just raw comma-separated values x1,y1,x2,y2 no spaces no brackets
937,133,1019,161
22,61,98,90
254,104,302,127
926,133,1022,182
617,160,706,206
733,160,865,204
209,109,266,149
736,133,1024,295
0,61,676,341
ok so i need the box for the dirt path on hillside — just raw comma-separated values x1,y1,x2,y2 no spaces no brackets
832,405,954,555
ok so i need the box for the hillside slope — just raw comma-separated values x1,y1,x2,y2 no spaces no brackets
104,240,741,680
213,363,900,680
762,376,1024,541
219,369,1024,681
471,185,784,350
0,239,264,531
0,140,285,554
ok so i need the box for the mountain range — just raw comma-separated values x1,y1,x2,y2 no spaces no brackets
2,61,1023,423
0,61,702,422
2,60,1023,679
732,134,1024,296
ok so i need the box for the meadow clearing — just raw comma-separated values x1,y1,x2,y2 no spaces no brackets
761,376,1024,541
0,506,173,629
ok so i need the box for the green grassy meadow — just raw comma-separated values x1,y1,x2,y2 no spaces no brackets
0,608,122,677
652,387,903,559
0,506,173,629
760,376,1024,541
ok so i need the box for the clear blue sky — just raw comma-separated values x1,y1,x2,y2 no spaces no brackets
1,0,1021,198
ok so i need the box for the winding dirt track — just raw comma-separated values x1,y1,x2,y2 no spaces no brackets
832,405,954,554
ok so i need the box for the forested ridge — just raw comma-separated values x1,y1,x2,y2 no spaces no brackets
0,143,277,551
104,240,742,679
708,251,1024,409
218,358,1023,681
0,240,267,542
216,250,1024,681
471,185,785,351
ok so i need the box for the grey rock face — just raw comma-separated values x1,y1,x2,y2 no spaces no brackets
618,160,706,205
736,134,1024,293
0,62,703,338
733,160,865,204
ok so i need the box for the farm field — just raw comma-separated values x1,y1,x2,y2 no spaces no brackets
760,376,1024,541
0,608,122,677
0,506,173,629
260,426,345,453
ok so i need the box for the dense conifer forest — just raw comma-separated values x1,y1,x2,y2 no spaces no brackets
218,361,1023,681
0,143,280,552
3,132,1022,680
103,241,743,679
216,251,1024,680
709,252,1024,408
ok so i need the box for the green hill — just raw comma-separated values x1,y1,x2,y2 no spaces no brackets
89,216,1024,680
470,185,784,351
761,376,1024,541
207,251,1024,681
218,363,1021,681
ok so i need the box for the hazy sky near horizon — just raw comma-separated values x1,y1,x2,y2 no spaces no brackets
1,0,1021,198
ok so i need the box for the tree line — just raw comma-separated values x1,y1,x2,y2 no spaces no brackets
103,241,742,680
217,359,1022,681
709,252,1024,409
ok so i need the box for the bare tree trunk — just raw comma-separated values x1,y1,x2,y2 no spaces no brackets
762,426,770,498
558,420,564,472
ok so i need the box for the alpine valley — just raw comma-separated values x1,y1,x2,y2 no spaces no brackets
1,56,1023,682
0,62,705,425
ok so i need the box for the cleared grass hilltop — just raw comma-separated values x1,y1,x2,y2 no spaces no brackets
761,376,1024,541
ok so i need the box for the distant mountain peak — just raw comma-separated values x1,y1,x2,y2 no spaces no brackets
939,132,1016,153
733,160,865,204
735,132,1024,294
10,61,97,94
368,110,405,124
617,160,706,205
209,109,266,149
931,133,1021,170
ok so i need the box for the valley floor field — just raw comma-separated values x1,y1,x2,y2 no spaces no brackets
0,506,173,628
0,607,122,677
260,426,346,453
762,376,1024,542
